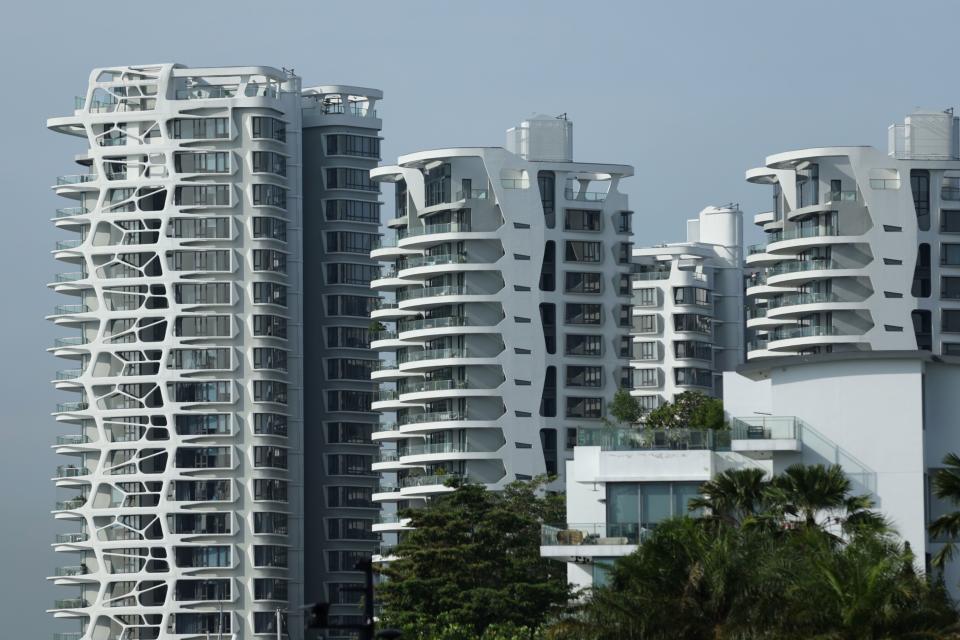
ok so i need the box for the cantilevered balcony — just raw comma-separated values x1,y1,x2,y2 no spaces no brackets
540,523,645,562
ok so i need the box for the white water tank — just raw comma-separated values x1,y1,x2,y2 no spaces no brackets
506,114,573,162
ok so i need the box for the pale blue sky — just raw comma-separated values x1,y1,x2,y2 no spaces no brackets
2,0,958,635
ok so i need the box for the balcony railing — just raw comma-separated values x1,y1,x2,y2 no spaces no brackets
399,347,467,364
403,379,470,394
542,522,647,546
769,225,840,243
564,189,607,202
747,244,766,255
766,259,844,277
396,285,469,301
371,361,397,372
56,434,91,445
820,190,858,203
769,292,841,309
401,253,469,269
746,338,769,352
376,513,407,524
403,442,482,456
175,85,238,100
375,422,399,433
55,402,89,413
374,390,399,403
577,427,731,451
52,598,88,609
398,411,464,426
53,633,84,640
770,325,840,341
747,306,767,319
56,175,97,185
54,565,89,577
400,473,464,488
56,466,90,478
729,416,800,440
52,304,90,316
54,497,86,511
370,331,398,342
455,189,489,200
55,272,87,283
56,369,82,380
55,207,90,218
55,239,83,251
54,336,87,348
398,316,468,332
54,533,88,544
632,271,670,281
373,237,397,249
500,178,529,189
399,222,473,238
371,299,398,310
374,449,399,463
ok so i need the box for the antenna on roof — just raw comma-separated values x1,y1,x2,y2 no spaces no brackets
282,67,295,76
947,107,955,116
556,113,568,120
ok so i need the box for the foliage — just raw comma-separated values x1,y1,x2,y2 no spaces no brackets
608,388,642,424
378,478,569,637
930,452,960,569
561,464,958,640
644,391,725,430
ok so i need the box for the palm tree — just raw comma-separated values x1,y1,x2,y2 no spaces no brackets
688,467,767,528
929,452,960,568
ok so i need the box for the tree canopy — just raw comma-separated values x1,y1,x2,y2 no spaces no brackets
645,390,725,430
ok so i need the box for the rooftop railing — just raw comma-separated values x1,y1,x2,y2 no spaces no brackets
176,85,238,100
729,416,800,440
577,427,731,451
541,522,647,546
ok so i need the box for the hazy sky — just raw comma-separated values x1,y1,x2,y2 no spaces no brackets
2,0,958,635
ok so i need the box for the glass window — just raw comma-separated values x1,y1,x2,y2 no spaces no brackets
640,483,673,528
942,210,960,233
607,483,639,524
943,310,960,333
635,288,657,306
942,243,960,266
565,303,602,325
565,240,602,263
325,199,380,223
564,209,601,231
565,365,603,388
564,334,603,357
943,277,960,300
564,271,603,294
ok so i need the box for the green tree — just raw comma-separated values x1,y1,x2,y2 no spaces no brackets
688,467,767,528
644,391,725,430
608,388,642,424
929,452,960,568
378,478,569,637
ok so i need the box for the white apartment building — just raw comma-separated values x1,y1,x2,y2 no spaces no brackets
630,205,744,408
46,63,381,640
367,116,635,537
729,108,960,586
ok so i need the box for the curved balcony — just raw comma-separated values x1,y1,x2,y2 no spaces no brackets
397,348,501,373
370,299,418,321
370,360,416,382
370,389,412,412
767,324,867,352
397,253,495,280
50,304,91,318
54,206,90,219
371,513,412,533
52,336,89,349
54,402,89,414
398,411,499,434
370,268,418,291
369,331,409,352
53,497,87,513
371,448,407,472
396,284,501,311
50,598,90,611
396,223,499,251
765,259,865,287
370,237,420,262
399,473,469,497
372,482,403,502
399,379,501,403
371,422,413,442
54,532,89,545
746,337,772,359
766,292,869,319
55,465,91,479
399,442,501,466
397,315,502,341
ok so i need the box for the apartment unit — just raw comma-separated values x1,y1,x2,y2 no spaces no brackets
728,109,960,586
629,205,744,409
367,116,634,537
46,63,381,640
300,86,383,630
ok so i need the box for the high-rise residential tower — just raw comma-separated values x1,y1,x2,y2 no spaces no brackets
367,115,634,535
629,205,744,409
46,63,382,640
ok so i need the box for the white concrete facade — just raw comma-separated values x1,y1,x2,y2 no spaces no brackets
630,205,744,408
47,64,308,640
367,116,635,529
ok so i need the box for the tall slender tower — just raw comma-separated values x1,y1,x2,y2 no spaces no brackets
367,116,634,539
47,64,306,640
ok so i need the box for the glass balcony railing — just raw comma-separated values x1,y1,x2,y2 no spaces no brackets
375,422,399,433
455,188,489,200
577,427,731,451
746,338,769,352
747,306,767,319
398,316,468,332
55,239,83,250
376,482,400,493
768,292,841,309
55,466,90,478
52,598,88,609
55,402,89,413
401,253,469,269
55,207,90,218
632,271,670,281
54,532,88,544
769,225,840,243
729,416,801,440
54,336,87,348
564,188,607,202
374,390,399,402
371,361,397,372
54,565,89,577
500,178,529,189
55,272,86,283
766,259,844,277
403,442,481,456
400,473,464,488
56,175,97,185
747,244,766,255
541,522,647,546
53,304,90,315
374,450,399,463
399,222,473,238
396,285,469,301
54,497,86,511
56,434,91,445
371,299,398,310
370,331,398,342
54,632,84,640
399,348,467,364
56,369,82,380
376,513,407,524
770,325,840,341
398,411,464,426
820,190,858,203
403,379,470,394
175,85,238,100
372,237,398,249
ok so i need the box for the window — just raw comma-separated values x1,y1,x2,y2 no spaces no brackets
674,287,711,306
253,315,287,339
326,199,380,223
253,512,288,535
565,365,603,388
327,549,370,572
565,303,602,325
253,545,288,568
633,314,658,334
635,288,658,307
253,414,288,437
327,134,380,158
326,327,370,349
174,283,230,305
943,210,960,233
326,422,373,444
254,381,288,404
566,396,602,419
174,185,230,206
170,480,231,502
170,512,230,534
175,414,229,436
327,167,378,192
174,151,229,174
423,163,451,205
328,454,373,476
326,263,380,286
911,169,930,231
169,217,229,239
253,282,287,306
564,271,603,294
538,171,556,228
253,348,288,371
254,578,288,601
607,482,702,529
674,313,711,335
619,305,632,327
943,310,960,333
944,343,960,356
564,209,601,231
943,277,960,299
327,486,374,508
252,184,287,210
174,315,230,338
634,341,658,361
254,479,288,502
169,117,228,140
254,446,287,470
253,217,287,242
942,243,960,266
327,518,376,540
327,231,378,254
675,367,713,388
251,116,286,142
252,151,287,176
253,249,287,273
618,211,633,233
253,612,285,635
168,348,231,370
565,334,603,356
674,340,712,361
565,240,602,263
327,358,376,380
175,546,230,568
170,250,230,272
327,390,373,412
174,446,231,468
327,295,377,317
